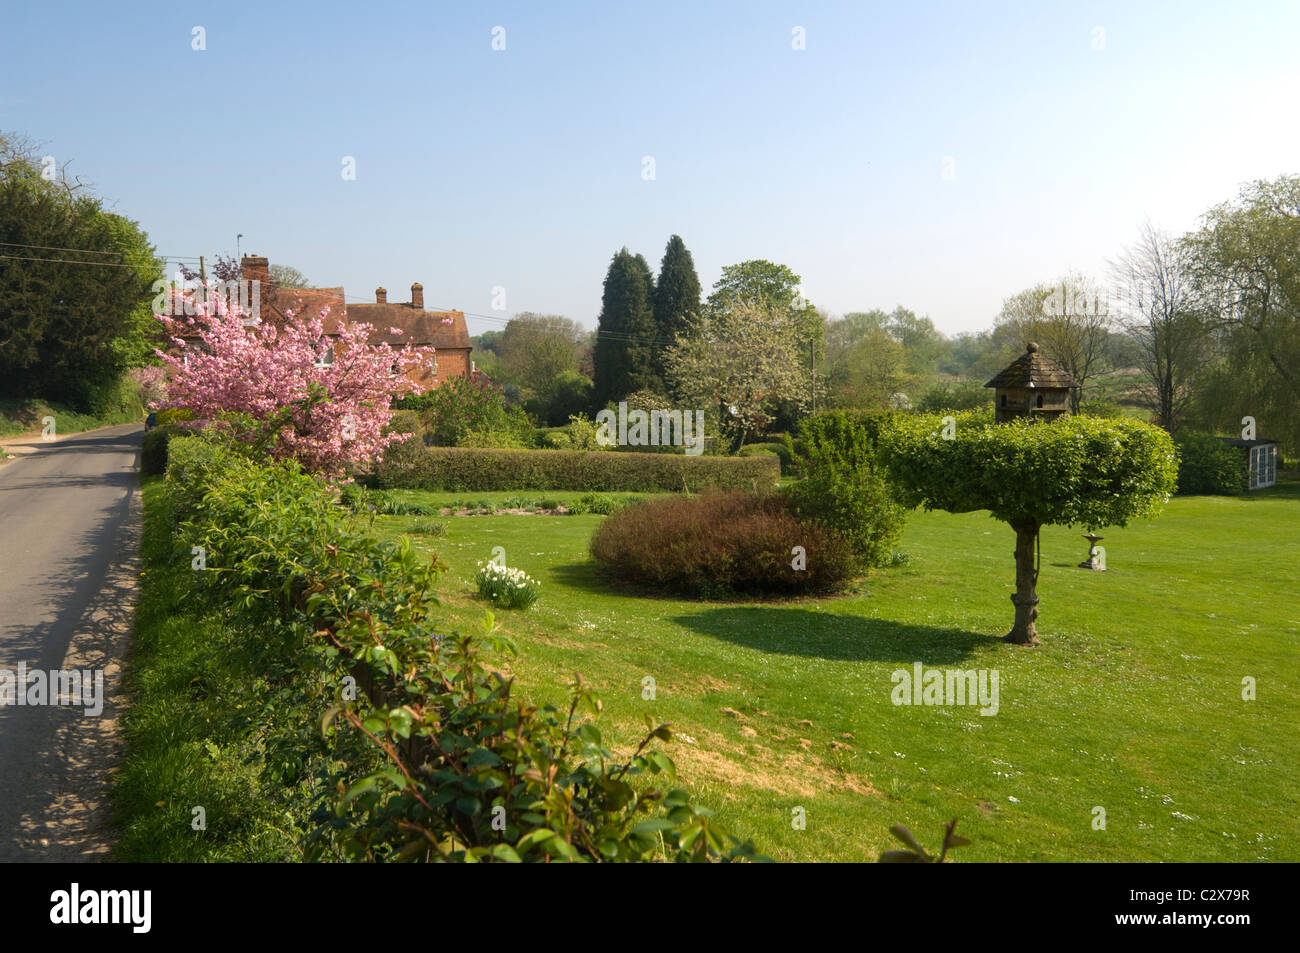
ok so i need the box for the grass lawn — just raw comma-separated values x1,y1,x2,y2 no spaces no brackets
368,480,1300,862
0,396,143,439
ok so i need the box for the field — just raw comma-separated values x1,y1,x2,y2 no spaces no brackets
364,482,1300,862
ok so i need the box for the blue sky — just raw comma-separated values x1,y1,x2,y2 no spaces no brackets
3,0,1298,337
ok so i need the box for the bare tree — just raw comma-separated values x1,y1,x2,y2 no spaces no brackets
995,274,1110,413
1109,223,1205,432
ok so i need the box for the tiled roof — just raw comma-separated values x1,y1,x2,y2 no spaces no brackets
344,303,472,349
985,343,1078,389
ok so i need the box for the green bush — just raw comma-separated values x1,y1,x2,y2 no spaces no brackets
1174,433,1246,495
140,423,194,477
782,411,909,569
915,381,989,413
1077,397,1128,420
590,490,856,597
395,376,536,447
739,441,796,475
157,437,763,862
373,444,780,492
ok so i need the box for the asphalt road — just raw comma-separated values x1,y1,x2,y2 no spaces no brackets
0,423,142,860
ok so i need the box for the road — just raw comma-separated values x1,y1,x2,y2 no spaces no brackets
0,423,142,860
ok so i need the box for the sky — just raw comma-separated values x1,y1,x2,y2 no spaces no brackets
3,0,1298,338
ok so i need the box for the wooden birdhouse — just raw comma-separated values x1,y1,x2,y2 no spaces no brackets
985,342,1077,423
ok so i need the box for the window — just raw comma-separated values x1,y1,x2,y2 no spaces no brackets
1036,394,1044,408
1000,394,1007,408
314,344,335,368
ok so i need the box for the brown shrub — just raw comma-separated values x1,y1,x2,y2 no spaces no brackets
588,491,856,598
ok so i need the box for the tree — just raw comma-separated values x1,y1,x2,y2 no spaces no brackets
496,313,587,395
995,276,1111,413
652,235,701,379
0,135,161,410
664,297,810,451
824,311,906,408
592,248,659,406
1110,223,1206,431
880,413,1176,645
706,259,823,429
269,264,309,289
155,294,434,476
1183,174,1300,452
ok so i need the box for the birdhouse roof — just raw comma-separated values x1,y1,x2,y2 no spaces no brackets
985,342,1078,389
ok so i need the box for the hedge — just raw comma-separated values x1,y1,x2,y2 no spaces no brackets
372,442,780,492
1174,433,1246,495
140,423,195,477
159,438,764,862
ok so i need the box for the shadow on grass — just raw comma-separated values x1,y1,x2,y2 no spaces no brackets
670,606,1000,664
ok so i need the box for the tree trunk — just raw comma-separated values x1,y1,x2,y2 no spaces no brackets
1005,520,1041,645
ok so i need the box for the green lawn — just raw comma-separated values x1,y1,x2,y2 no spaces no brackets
369,480,1300,862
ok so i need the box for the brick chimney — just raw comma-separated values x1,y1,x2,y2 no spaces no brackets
375,286,387,304
411,282,423,309
241,255,269,291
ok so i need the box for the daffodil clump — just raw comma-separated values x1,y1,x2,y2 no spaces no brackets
475,562,541,609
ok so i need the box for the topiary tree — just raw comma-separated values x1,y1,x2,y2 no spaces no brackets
879,413,1177,645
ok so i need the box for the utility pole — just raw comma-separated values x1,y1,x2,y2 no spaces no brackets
199,255,207,284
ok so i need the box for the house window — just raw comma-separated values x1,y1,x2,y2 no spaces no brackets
314,344,335,368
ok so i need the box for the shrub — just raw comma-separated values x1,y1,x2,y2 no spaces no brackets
1077,397,1128,420
373,444,780,492
579,492,620,515
783,411,908,569
739,441,796,475
475,563,542,609
589,491,856,597
154,406,196,427
159,437,761,862
915,381,989,413
1174,433,1245,495
396,375,535,447
140,423,194,477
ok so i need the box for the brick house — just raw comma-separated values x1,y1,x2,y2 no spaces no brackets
239,255,473,389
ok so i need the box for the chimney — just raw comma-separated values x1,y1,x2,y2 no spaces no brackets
241,255,269,291
375,286,387,304
411,282,423,309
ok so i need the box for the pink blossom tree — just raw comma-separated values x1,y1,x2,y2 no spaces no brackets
154,289,435,477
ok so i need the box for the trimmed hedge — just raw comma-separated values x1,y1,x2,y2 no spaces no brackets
738,441,797,475
1174,433,1245,495
140,423,194,477
373,443,780,492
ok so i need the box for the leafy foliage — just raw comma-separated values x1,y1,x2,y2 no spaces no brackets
163,438,765,862
878,819,970,863
878,413,1177,529
593,248,660,405
1172,433,1246,495
395,374,534,447
783,411,909,569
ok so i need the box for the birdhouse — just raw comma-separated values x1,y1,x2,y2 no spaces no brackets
985,342,1077,423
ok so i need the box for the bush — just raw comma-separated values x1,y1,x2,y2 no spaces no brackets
140,423,194,477
158,437,762,862
395,376,535,447
475,563,542,609
739,441,796,475
1174,433,1246,495
915,381,989,413
1077,397,1128,419
589,491,856,597
155,406,196,427
373,444,780,492
783,411,908,569
408,518,446,536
